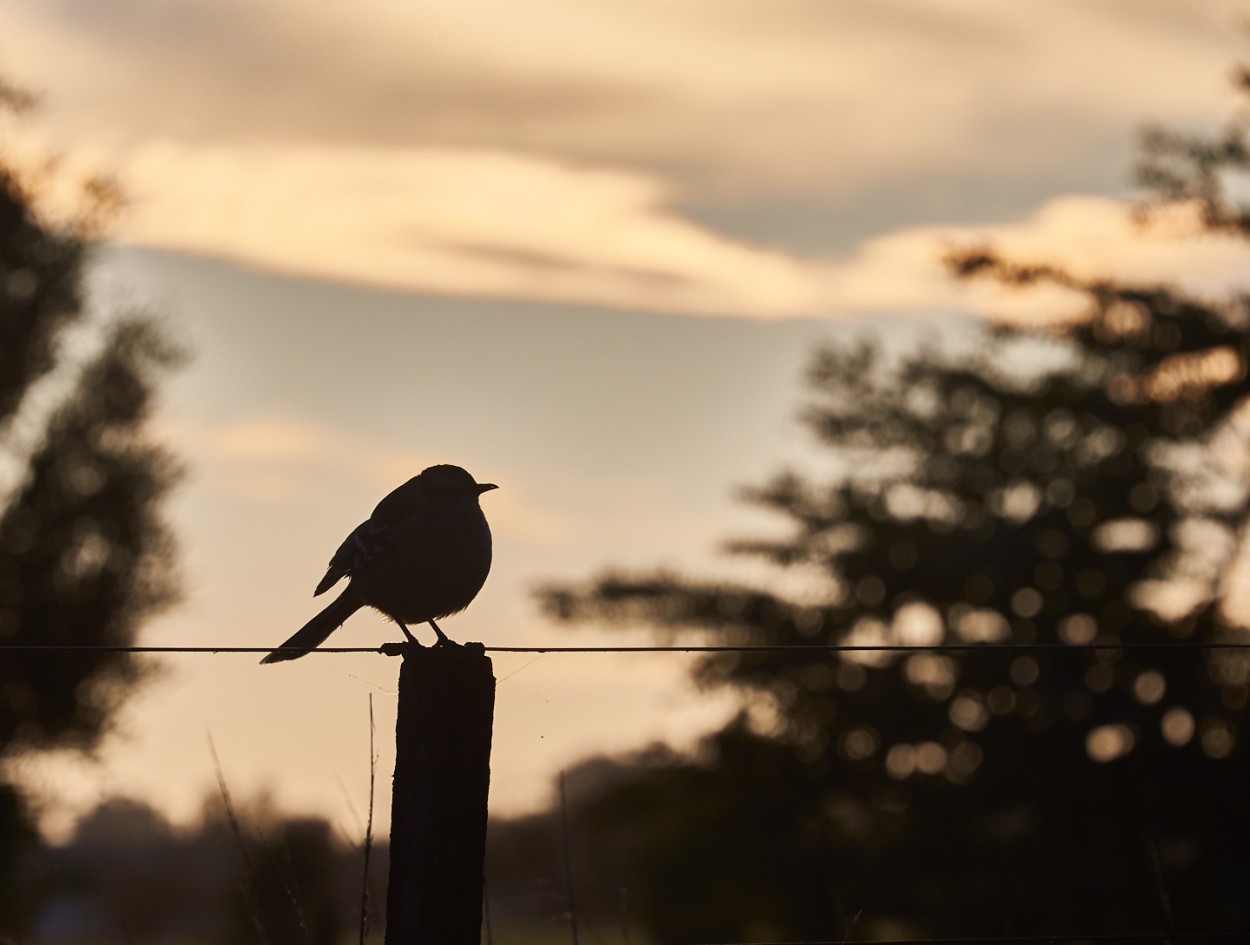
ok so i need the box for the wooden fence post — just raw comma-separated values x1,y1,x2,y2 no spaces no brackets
385,643,495,945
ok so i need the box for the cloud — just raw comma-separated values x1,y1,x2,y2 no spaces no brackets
822,194,1250,323
102,131,1250,320
4,0,1242,198
168,414,573,543
4,1,1247,319
20,115,1235,321
101,141,840,317
174,414,427,503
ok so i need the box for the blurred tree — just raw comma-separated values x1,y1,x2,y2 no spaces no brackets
224,815,352,945
21,794,378,945
539,78,1250,940
0,95,182,933
484,754,665,939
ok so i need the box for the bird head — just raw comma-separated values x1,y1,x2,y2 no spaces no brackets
418,464,498,499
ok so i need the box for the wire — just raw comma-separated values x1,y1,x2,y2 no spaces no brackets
700,935,1245,945
0,644,381,655
0,641,1247,655
485,642,1250,653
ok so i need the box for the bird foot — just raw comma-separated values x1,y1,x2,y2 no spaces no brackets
379,640,421,657
428,619,458,648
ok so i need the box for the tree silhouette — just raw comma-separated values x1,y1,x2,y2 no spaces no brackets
540,75,1250,941
0,129,182,931
21,794,374,944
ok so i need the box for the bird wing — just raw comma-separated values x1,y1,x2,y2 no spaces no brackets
312,478,419,596
313,519,389,596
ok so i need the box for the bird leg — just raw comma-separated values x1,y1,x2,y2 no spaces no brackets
427,619,450,646
393,619,419,645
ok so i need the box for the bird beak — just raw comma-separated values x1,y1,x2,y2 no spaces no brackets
477,482,499,495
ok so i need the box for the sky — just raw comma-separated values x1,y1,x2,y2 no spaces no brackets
2,0,1249,841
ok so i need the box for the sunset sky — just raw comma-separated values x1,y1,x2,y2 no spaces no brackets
2,0,1248,840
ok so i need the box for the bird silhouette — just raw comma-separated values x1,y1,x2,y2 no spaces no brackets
262,464,497,663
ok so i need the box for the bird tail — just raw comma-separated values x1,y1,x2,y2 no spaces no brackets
261,589,363,664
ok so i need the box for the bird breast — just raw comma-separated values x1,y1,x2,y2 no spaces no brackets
352,502,493,624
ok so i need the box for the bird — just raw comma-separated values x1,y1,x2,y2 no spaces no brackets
261,464,497,664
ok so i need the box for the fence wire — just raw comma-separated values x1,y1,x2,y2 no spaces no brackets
0,641,1249,655
700,935,1246,945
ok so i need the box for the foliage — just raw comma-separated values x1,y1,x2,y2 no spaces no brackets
538,78,1250,940
22,795,377,945
0,155,182,931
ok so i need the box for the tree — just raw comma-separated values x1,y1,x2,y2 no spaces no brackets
22,794,376,944
0,110,182,931
539,75,1250,940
